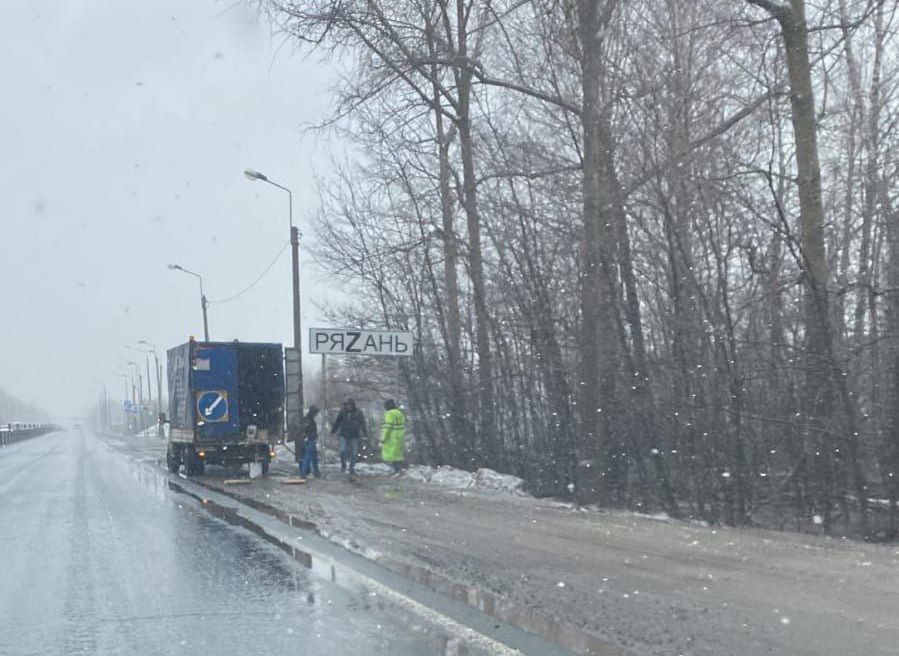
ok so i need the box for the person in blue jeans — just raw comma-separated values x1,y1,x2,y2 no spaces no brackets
300,405,321,478
331,398,368,477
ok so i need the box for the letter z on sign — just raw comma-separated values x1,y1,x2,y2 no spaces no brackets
309,328,413,357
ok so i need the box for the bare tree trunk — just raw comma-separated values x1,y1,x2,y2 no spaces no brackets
883,182,899,539
450,0,496,468
575,0,622,505
746,0,867,528
427,27,472,463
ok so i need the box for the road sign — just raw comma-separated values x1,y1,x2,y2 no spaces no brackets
196,390,229,422
309,328,414,357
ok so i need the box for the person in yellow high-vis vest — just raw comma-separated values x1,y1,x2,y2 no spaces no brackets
380,399,406,476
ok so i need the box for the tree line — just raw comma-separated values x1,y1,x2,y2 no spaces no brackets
259,0,899,538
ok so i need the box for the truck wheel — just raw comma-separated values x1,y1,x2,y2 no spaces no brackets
185,449,203,476
166,445,180,473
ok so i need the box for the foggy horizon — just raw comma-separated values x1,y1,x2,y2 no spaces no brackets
1,0,340,419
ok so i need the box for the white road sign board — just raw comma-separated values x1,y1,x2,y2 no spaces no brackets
309,328,414,357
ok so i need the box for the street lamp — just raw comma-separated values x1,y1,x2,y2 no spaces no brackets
168,263,210,341
127,360,144,417
138,340,164,413
114,371,131,433
244,167,304,424
125,345,154,409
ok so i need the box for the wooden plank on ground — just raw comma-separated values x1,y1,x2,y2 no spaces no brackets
281,477,307,485
224,478,252,485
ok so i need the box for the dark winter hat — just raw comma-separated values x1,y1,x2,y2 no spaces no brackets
308,405,320,416
384,399,397,410
345,398,356,407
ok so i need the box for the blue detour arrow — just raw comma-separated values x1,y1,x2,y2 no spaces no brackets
196,390,229,422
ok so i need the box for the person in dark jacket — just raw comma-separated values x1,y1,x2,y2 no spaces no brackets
300,405,321,478
331,398,368,475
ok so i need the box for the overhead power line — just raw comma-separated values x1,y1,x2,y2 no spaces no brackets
208,241,290,305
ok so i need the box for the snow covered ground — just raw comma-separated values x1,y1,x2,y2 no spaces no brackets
354,463,527,495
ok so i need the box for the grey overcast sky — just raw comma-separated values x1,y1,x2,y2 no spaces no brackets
0,0,338,418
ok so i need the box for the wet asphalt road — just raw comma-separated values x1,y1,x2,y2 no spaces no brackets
0,429,451,656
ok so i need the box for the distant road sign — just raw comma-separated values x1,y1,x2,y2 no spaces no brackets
196,390,229,422
309,328,414,357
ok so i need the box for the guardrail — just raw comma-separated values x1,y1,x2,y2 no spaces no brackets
0,423,61,446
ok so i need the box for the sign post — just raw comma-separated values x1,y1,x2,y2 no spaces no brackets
321,352,327,430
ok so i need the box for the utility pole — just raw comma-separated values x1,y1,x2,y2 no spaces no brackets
291,223,304,415
156,358,163,414
122,377,129,433
145,356,152,407
138,341,165,416
245,168,304,423
201,293,210,342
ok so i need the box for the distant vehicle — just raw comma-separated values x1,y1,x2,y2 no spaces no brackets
165,339,284,476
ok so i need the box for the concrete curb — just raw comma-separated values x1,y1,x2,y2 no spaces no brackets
192,472,628,656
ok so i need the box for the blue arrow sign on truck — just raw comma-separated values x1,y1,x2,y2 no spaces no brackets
196,390,229,422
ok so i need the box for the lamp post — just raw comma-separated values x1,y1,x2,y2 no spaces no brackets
115,371,132,433
138,340,164,417
127,360,144,429
168,264,210,341
244,167,304,420
126,345,153,409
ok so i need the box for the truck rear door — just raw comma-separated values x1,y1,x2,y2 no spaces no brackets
190,343,241,442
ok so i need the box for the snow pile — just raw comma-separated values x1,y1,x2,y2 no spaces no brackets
473,467,525,493
429,466,476,488
403,465,435,483
354,462,394,476
130,426,162,439
345,460,528,495
398,464,527,495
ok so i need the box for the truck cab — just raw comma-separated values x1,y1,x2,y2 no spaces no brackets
165,339,284,476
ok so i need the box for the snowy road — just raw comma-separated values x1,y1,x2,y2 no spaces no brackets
0,429,460,656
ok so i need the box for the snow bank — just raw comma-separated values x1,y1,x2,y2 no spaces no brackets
429,466,476,488
473,467,526,493
399,464,527,495
354,462,394,476
403,465,435,483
